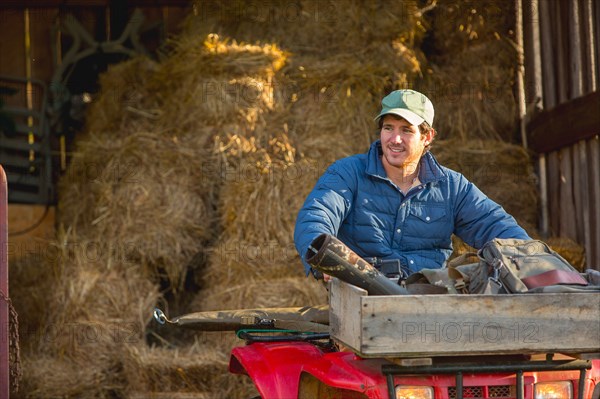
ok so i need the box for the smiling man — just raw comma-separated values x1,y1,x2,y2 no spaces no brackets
294,89,530,279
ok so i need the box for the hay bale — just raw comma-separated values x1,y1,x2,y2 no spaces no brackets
546,237,586,271
198,134,320,287
17,355,112,398
421,47,517,142
185,1,422,56
287,83,384,162
8,250,56,353
433,139,538,229
214,134,317,243
39,257,158,358
420,0,518,142
157,33,286,80
182,1,426,161
86,56,159,135
58,132,215,288
191,276,327,311
122,343,258,399
15,232,160,397
150,34,287,133
10,234,158,397
122,344,226,393
200,237,301,288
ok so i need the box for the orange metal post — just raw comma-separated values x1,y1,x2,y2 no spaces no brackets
0,165,9,397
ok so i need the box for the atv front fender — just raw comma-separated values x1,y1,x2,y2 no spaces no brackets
229,342,325,399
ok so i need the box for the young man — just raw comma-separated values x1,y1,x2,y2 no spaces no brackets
294,89,529,278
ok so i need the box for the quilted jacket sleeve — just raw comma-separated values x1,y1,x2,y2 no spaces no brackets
452,173,530,249
294,162,355,275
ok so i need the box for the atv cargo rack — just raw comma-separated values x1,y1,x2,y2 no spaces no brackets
330,279,599,399
330,279,600,358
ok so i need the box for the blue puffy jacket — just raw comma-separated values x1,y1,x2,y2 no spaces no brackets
294,140,530,275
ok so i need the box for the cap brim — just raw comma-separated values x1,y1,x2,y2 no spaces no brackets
374,108,424,126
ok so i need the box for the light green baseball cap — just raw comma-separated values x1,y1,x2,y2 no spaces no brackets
375,89,435,127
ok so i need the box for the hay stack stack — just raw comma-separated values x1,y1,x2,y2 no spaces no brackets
181,0,426,316
186,0,425,162
194,133,327,312
122,343,254,398
58,132,215,289
433,139,539,258
16,230,159,397
433,139,538,231
420,0,519,142
178,0,427,313
15,30,289,397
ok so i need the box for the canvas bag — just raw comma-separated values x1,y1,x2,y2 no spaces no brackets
474,238,589,294
408,239,597,294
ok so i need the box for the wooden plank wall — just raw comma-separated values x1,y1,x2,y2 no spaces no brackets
0,3,190,111
524,0,600,270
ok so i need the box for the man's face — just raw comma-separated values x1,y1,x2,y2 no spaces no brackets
380,114,430,171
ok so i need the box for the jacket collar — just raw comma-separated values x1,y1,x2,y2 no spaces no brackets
366,140,447,184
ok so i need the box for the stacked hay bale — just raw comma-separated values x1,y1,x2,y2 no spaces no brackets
433,138,539,232
180,0,426,313
13,31,288,398
185,0,425,162
419,0,519,142
16,230,159,397
59,132,216,289
121,343,241,398
195,133,327,311
14,3,427,397
433,139,539,257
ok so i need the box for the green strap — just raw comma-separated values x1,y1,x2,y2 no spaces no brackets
235,328,297,339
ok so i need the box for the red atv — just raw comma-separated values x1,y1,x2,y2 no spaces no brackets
155,234,600,398
154,279,600,399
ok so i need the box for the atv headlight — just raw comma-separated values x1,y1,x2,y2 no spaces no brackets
534,381,573,399
395,386,433,399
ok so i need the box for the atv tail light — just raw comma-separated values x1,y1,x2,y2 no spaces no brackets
394,386,434,399
534,381,573,399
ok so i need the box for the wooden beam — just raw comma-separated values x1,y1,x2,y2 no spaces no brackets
527,90,600,154
547,152,560,236
568,0,583,99
559,147,577,241
515,0,528,148
554,1,568,104
528,0,549,237
596,0,600,91
524,0,543,106
576,140,592,268
539,0,557,108
0,166,8,399
582,0,597,92
589,137,600,270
